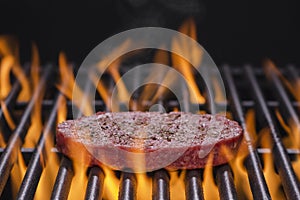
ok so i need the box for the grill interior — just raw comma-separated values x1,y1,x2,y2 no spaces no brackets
0,64,300,200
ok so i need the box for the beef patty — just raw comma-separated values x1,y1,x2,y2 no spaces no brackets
56,112,243,171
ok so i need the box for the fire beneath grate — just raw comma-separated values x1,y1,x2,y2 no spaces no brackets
1,32,300,200
0,61,300,199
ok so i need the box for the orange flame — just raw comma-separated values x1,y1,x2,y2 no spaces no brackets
293,156,300,181
264,59,300,102
57,52,93,116
23,43,44,147
275,109,300,149
172,19,205,104
0,55,14,99
0,100,16,130
10,150,27,199
136,173,152,200
34,96,64,199
0,36,31,102
107,60,130,104
95,40,131,108
169,171,185,200
102,166,120,200
34,139,60,199
138,48,170,106
202,154,219,200
227,109,256,199
90,73,112,111
0,133,5,147
67,162,88,200
259,129,285,199
57,96,68,123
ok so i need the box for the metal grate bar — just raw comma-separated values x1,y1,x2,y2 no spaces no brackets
152,169,170,200
215,164,237,200
0,66,51,195
84,166,104,200
184,169,204,200
287,66,299,84
118,172,137,200
244,65,300,200
266,66,300,141
222,65,271,199
0,79,22,141
16,93,64,199
0,64,30,135
51,157,74,200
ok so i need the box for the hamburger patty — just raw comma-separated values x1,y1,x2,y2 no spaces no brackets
56,112,243,171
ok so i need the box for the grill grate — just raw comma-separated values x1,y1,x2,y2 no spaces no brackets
0,65,300,199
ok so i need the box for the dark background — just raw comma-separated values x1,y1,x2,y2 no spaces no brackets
0,0,299,66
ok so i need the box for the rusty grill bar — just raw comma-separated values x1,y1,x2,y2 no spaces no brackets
0,65,300,199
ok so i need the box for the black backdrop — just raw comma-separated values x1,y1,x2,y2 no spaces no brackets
0,0,299,66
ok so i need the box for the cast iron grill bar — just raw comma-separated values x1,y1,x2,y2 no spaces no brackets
4,64,298,199
215,165,237,200
0,65,51,195
16,93,64,200
287,65,299,84
51,156,74,200
266,66,300,146
214,166,237,199
198,67,238,198
52,75,102,200
84,166,104,200
244,65,300,200
222,65,271,199
118,172,137,200
0,65,30,141
184,170,204,200
0,80,22,140
152,169,170,200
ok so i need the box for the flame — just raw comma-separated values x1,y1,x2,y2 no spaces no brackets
0,100,16,130
107,60,130,104
0,132,5,147
102,166,120,200
57,52,93,116
202,154,219,200
259,129,285,199
138,49,169,108
0,55,14,98
34,139,60,200
57,96,68,123
150,69,179,105
275,109,300,149
212,76,226,103
293,156,300,180
13,64,31,101
176,18,202,67
67,162,88,200
23,44,44,147
0,36,31,102
95,40,131,108
169,171,185,200
264,59,300,102
136,173,152,200
90,73,112,111
34,96,64,200
172,19,205,104
56,92,89,199
10,150,27,199
2,20,300,200
225,141,252,199
273,108,300,195
226,109,256,199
